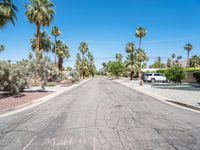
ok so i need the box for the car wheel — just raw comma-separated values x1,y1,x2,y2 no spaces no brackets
151,78,155,83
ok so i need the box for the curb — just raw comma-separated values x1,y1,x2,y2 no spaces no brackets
111,79,200,114
0,78,92,118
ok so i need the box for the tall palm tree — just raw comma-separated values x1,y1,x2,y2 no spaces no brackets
56,40,70,70
87,52,96,77
87,52,94,65
137,49,148,85
177,56,182,66
125,42,136,80
171,53,176,65
135,27,147,49
184,43,193,67
75,53,82,74
115,53,123,62
0,0,17,28
25,0,55,59
78,42,89,79
51,26,61,63
31,31,52,53
0,44,5,53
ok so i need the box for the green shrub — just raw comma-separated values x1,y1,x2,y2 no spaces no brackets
186,68,200,71
193,72,200,83
156,69,166,74
164,66,186,83
107,61,125,78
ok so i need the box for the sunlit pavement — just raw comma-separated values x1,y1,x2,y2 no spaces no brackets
0,77,200,150
114,78,200,109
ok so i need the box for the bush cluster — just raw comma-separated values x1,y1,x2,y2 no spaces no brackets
164,66,186,83
0,56,63,94
0,61,30,94
107,61,125,78
69,70,80,83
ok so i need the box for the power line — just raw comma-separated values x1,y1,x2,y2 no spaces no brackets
0,56,187,62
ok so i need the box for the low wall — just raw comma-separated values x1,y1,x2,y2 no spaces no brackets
184,70,200,83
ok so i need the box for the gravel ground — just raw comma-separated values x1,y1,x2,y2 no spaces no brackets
115,78,200,108
0,92,52,111
0,81,77,111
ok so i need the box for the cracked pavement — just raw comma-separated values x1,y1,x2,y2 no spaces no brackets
0,77,200,150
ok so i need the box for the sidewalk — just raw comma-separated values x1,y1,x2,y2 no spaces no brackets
113,78,200,110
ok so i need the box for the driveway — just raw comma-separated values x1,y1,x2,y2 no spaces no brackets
0,77,200,150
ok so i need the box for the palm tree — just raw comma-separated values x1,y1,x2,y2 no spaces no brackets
101,62,108,75
135,27,147,49
137,49,148,85
171,53,176,66
166,58,172,67
184,43,193,67
87,52,96,77
177,56,182,66
31,31,52,54
75,53,82,74
51,26,61,63
87,52,94,67
0,0,17,28
125,42,136,80
25,0,55,59
56,40,70,70
78,42,89,79
157,57,161,62
115,53,123,62
190,55,200,68
0,44,5,53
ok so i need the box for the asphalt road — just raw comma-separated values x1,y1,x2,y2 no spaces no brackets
0,77,200,150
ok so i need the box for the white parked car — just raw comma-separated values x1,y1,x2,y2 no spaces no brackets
143,73,167,83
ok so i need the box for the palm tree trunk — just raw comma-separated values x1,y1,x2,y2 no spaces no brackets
36,23,41,62
138,38,143,85
82,54,85,79
187,51,190,68
138,62,143,86
54,36,57,64
34,22,41,86
58,57,63,71
130,65,134,80
139,38,142,49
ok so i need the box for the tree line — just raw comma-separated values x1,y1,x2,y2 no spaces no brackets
0,0,96,79
101,27,148,85
0,0,96,94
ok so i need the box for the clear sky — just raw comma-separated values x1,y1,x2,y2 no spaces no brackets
0,0,200,69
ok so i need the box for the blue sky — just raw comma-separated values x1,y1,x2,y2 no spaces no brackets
0,0,200,69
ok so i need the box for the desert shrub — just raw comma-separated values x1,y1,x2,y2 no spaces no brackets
193,72,200,83
69,70,80,83
164,66,186,83
0,61,30,94
0,56,63,94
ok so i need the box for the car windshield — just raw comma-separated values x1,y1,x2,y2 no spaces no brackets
146,74,152,76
